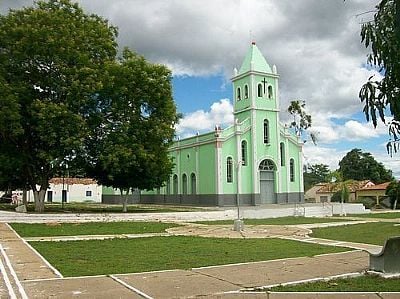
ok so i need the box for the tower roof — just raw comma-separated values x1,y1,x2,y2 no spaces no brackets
238,42,272,75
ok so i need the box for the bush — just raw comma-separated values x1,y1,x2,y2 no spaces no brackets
355,197,376,209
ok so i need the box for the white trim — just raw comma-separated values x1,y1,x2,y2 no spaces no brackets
0,245,17,299
231,70,279,81
6,223,63,278
0,243,28,299
110,275,153,299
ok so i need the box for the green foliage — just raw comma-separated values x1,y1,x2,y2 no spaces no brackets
287,100,313,140
355,196,376,209
30,237,348,276
359,0,400,154
11,221,178,237
311,222,400,245
0,0,118,211
303,163,331,190
85,48,178,199
0,1,178,212
386,180,400,208
270,274,400,292
338,148,393,183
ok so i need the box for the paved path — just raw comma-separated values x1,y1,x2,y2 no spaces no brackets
0,217,398,298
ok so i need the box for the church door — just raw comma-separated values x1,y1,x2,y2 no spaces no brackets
259,159,276,204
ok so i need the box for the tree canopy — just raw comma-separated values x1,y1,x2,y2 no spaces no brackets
303,163,330,191
338,148,393,183
0,0,178,211
85,49,178,211
359,0,400,154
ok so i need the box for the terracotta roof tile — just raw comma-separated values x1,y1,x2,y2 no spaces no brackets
49,178,98,185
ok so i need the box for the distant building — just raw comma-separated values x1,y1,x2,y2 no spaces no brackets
17,178,102,204
356,182,391,206
315,180,374,203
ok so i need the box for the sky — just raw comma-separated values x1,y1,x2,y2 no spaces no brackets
2,0,399,177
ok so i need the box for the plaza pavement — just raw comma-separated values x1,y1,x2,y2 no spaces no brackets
0,212,399,298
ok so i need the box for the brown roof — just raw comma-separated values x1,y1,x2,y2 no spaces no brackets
49,178,98,185
317,180,373,193
358,182,390,191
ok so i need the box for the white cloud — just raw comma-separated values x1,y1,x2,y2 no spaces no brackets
303,145,345,171
176,99,233,138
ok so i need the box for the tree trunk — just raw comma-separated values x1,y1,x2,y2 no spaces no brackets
22,189,27,207
121,189,129,213
33,189,46,212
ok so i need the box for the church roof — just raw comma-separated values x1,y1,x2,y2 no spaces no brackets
238,42,272,75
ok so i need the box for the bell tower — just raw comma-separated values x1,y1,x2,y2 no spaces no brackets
231,41,280,123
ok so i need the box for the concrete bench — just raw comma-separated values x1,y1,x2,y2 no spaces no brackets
369,236,400,273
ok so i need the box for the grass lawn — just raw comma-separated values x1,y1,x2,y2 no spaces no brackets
30,236,349,277
269,274,400,292
349,212,400,219
0,203,204,213
194,216,351,226
11,221,179,237
311,222,400,245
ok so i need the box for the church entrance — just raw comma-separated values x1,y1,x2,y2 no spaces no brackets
259,159,276,204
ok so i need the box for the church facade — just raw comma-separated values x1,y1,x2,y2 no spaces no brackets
141,43,304,206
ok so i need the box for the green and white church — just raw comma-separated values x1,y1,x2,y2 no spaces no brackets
141,42,304,206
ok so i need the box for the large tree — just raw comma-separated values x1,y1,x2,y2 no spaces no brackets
338,148,393,183
359,0,400,154
303,163,331,191
0,0,118,211
86,49,178,211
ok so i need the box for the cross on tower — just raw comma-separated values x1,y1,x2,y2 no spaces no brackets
261,78,268,94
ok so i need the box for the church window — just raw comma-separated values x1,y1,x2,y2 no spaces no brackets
290,159,295,182
257,84,263,97
227,157,233,183
182,173,187,195
237,87,241,101
244,84,249,99
241,140,247,166
191,173,196,195
173,174,178,194
263,119,270,144
259,159,275,171
280,142,285,166
268,85,273,99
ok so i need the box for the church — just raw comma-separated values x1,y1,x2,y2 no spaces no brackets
140,42,304,206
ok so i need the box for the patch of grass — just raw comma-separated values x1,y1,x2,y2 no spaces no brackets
349,212,400,219
195,216,351,226
311,222,400,245
11,221,179,237
269,274,400,292
30,237,349,277
0,203,205,213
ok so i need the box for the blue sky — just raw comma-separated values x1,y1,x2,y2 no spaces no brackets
2,0,397,177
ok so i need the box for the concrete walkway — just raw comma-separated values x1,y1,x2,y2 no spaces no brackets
1,219,398,298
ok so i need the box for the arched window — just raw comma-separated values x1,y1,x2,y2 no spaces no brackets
227,157,233,183
280,142,285,166
173,174,178,194
257,84,263,97
290,159,295,182
166,178,171,195
241,140,247,166
268,85,273,99
244,84,249,99
182,174,187,195
263,119,269,144
259,159,276,171
191,173,196,195
237,87,241,101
